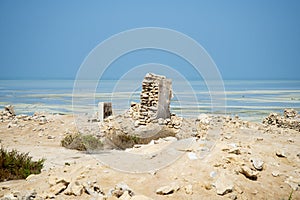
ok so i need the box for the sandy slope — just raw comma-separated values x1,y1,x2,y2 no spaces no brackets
0,113,299,200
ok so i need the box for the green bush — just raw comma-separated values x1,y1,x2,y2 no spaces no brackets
0,147,44,182
61,133,103,151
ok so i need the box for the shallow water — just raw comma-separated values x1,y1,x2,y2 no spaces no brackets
0,79,299,122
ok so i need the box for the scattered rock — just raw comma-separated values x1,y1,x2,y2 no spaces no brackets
250,158,264,171
156,184,180,195
197,113,210,124
272,171,280,177
39,116,47,125
50,182,68,195
239,166,258,180
64,181,84,196
4,105,16,116
47,135,55,139
263,109,300,131
111,182,133,198
119,191,131,200
284,108,298,118
228,147,241,155
82,181,104,196
214,174,234,195
48,176,70,186
276,150,287,158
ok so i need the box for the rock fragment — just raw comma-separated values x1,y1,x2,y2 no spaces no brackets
64,181,84,196
276,150,287,158
4,105,15,116
214,174,234,195
239,166,258,180
50,182,68,195
119,191,131,200
156,184,179,195
250,158,264,170
111,182,133,198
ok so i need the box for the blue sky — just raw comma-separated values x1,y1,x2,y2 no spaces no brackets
0,0,299,80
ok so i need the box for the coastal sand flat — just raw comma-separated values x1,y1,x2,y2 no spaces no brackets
0,114,300,199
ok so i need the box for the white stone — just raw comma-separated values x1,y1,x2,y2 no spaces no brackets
272,171,280,177
251,158,264,170
214,174,234,195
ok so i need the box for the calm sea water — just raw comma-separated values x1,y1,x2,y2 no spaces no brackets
0,79,299,122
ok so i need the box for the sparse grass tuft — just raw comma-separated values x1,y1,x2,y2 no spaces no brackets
288,189,293,200
61,133,103,151
0,147,44,182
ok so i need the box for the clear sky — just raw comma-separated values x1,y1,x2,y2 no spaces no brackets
0,0,299,80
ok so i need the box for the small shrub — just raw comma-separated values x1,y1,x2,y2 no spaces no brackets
0,147,44,182
61,133,103,151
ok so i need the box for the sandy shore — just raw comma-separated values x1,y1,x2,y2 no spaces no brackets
0,108,300,200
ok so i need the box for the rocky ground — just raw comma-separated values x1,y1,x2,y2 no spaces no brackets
0,106,300,200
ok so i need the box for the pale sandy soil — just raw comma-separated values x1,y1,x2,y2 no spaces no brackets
0,113,299,200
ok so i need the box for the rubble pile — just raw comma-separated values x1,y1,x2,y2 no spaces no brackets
0,105,49,128
263,108,300,131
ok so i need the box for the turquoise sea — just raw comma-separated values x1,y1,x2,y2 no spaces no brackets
0,79,299,122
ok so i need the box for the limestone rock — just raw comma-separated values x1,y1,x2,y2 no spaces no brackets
156,184,179,195
239,166,258,180
119,191,131,200
64,181,84,196
50,182,68,195
250,158,264,170
111,182,133,198
228,147,241,155
263,109,300,131
276,150,287,158
48,176,70,186
272,171,280,177
214,174,234,195
4,105,15,116
284,108,297,118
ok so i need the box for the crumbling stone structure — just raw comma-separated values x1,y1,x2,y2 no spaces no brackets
98,102,112,121
138,73,172,125
263,108,300,131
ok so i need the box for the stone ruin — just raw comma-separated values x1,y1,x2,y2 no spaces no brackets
131,73,172,126
263,108,300,131
97,73,184,149
98,102,112,121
